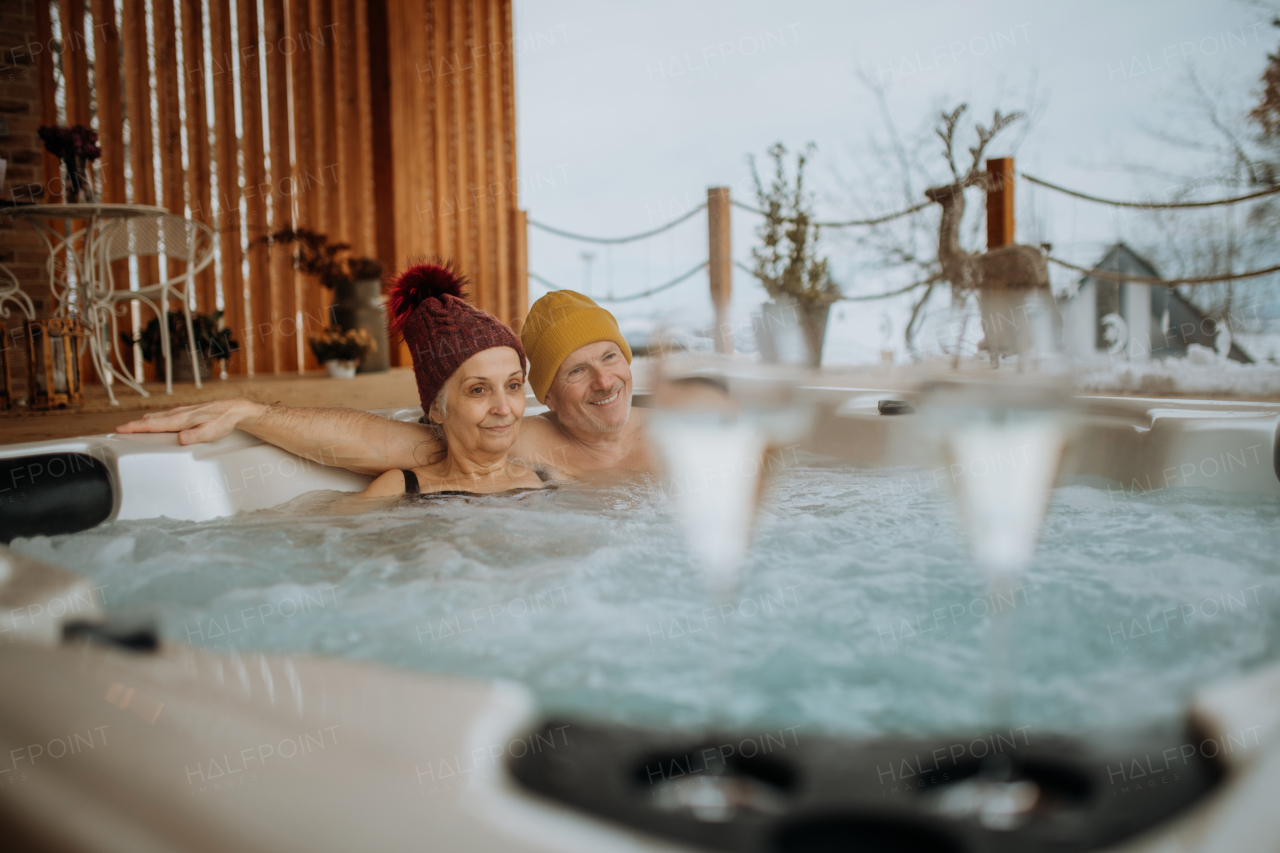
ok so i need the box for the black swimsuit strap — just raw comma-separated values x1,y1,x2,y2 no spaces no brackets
402,469,420,494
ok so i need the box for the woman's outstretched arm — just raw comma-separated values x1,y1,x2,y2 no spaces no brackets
117,399,438,475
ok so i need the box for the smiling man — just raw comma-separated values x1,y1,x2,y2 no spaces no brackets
116,289,653,480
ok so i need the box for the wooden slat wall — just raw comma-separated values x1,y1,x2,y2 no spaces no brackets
35,0,523,383
386,0,524,329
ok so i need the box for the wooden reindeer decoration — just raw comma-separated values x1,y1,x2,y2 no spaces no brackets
924,106,1050,360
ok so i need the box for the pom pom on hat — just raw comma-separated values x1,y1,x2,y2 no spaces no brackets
387,260,468,334
389,258,527,416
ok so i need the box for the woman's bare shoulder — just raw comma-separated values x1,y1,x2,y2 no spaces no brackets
362,468,412,497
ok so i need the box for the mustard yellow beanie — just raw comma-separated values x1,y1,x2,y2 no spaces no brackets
521,290,632,402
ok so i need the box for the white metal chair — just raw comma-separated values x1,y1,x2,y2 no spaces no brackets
95,214,215,394
0,262,36,322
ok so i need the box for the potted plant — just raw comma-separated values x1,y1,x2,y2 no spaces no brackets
38,125,101,203
308,326,375,378
262,228,387,373
122,310,239,382
748,142,840,367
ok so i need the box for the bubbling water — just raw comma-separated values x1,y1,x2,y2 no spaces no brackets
12,458,1280,739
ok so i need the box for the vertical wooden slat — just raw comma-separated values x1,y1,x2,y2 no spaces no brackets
153,0,186,382
467,0,492,314
153,0,185,216
90,0,126,204
89,0,133,385
59,0,93,124
209,0,243,371
485,0,508,324
429,0,450,263
409,0,431,259
366,0,399,364
333,0,356,251
290,0,319,369
122,0,156,241
352,0,375,254
499,0,522,324
35,0,62,205
512,207,526,329
313,0,338,239
237,0,271,374
62,0,95,391
263,0,294,372
310,0,338,347
122,0,158,378
180,0,215,312
367,0,395,274
449,0,471,288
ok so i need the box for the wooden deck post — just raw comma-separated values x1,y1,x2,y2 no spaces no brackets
986,157,1015,250
707,186,732,354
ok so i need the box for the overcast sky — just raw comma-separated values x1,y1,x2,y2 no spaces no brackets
513,0,1274,362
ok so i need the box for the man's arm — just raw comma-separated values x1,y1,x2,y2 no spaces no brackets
116,399,436,474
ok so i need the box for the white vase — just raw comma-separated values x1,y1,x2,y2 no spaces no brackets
324,359,357,379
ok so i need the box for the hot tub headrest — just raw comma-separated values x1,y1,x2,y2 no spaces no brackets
0,452,114,543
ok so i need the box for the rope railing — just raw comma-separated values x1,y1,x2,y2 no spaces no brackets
1022,173,1280,210
529,261,709,303
527,204,706,244
1046,255,1280,286
731,199,931,227
733,260,940,300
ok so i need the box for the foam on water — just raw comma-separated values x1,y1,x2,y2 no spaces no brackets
13,456,1280,738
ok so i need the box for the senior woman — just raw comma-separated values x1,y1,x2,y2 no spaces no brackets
359,261,545,497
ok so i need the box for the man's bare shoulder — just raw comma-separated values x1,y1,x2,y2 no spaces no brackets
513,413,574,466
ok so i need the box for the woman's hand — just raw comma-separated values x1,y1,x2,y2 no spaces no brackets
117,399,261,445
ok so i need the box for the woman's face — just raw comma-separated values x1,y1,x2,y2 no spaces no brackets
432,347,526,458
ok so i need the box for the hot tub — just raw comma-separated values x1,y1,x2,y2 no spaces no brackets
0,381,1278,852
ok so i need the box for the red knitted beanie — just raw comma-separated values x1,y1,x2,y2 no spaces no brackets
387,260,526,418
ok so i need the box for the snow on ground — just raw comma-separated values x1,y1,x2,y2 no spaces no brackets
1076,345,1280,397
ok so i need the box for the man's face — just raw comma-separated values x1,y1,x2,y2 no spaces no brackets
544,341,632,434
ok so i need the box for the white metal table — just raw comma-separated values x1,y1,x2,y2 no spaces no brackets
11,203,168,405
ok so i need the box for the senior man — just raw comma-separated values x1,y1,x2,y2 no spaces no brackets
117,290,652,479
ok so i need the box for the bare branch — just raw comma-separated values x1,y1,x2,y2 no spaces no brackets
935,104,968,180
965,109,1025,183
904,281,937,355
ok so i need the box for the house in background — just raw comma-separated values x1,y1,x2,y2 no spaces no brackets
1057,243,1253,364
